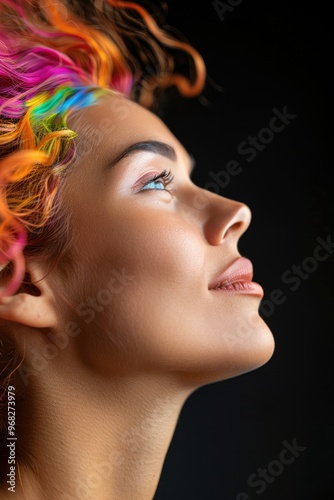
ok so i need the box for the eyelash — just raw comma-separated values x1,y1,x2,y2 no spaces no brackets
139,169,175,192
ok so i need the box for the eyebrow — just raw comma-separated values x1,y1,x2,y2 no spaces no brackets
107,140,196,175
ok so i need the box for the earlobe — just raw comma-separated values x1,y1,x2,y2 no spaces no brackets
0,262,57,328
0,291,57,328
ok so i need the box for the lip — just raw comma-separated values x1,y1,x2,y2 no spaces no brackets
208,256,264,297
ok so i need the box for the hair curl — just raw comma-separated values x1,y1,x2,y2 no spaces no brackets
0,0,205,300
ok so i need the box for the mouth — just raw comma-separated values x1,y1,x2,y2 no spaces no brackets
208,256,264,297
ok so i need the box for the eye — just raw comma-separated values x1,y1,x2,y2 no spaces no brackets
138,169,175,192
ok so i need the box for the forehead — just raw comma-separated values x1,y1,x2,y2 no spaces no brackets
67,92,188,167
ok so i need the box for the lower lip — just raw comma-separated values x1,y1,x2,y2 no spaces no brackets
209,281,264,297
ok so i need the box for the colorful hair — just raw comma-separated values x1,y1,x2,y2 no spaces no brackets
0,0,206,300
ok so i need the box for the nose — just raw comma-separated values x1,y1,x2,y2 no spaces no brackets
196,187,252,246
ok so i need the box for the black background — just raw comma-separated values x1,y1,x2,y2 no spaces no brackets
151,1,333,499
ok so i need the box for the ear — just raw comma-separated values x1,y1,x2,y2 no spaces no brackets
0,261,57,329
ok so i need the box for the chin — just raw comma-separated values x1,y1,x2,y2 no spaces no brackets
227,320,276,377
176,323,275,389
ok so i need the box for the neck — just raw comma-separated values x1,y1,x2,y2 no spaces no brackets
1,367,192,500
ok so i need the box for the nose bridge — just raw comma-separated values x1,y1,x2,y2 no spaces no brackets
195,186,252,245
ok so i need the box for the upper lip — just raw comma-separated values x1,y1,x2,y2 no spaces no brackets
208,256,254,289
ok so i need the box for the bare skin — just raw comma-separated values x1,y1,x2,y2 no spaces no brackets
0,92,274,499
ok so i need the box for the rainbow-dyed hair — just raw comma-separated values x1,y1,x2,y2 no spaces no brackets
0,0,205,300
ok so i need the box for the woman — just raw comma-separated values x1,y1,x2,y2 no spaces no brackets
0,0,275,498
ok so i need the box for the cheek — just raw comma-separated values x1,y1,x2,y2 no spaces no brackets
96,203,206,294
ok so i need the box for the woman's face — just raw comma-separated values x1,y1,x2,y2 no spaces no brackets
60,92,274,385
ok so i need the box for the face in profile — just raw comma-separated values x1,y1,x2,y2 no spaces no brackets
54,91,275,387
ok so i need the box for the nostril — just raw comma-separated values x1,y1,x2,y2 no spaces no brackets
204,198,252,246
221,204,251,241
